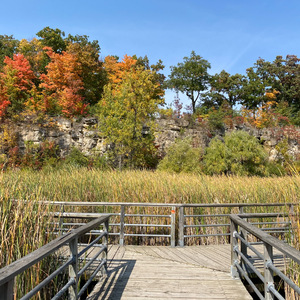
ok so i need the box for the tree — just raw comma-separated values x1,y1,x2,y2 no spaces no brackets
0,54,35,113
0,35,19,68
0,77,10,117
36,27,67,53
203,131,268,176
17,38,49,77
209,70,245,108
39,48,87,117
98,56,164,168
167,51,211,113
66,36,106,105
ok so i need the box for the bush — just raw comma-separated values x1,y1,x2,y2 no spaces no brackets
65,147,89,167
157,137,203,173
203,131,269,176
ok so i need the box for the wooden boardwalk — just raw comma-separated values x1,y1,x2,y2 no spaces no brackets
86,245,256,300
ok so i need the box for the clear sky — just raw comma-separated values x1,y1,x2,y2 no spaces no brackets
1,0,300,106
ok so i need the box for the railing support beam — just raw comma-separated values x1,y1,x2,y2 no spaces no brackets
171,206,176,248
264,242,274,300
178,206,184,247
230,220,239,279
0,279,14,300
68,237,78,300
120,205,125,246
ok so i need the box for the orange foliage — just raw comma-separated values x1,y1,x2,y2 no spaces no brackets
242,90,289,128
40,47,87,117
104,55,137,86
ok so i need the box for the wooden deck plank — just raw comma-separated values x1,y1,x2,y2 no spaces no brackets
86,245,252,300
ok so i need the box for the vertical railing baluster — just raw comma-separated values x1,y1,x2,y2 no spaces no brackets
68,237,78,300
0,279,14,300
120,205,125,246
102,219,109,276
178,206,184,247
239,206,248,271
230,219,239,278
171,206,176,247
264,242,274,300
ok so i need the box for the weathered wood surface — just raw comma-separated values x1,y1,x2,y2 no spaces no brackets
86,245,253,300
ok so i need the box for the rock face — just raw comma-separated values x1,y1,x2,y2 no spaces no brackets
14,116,300,160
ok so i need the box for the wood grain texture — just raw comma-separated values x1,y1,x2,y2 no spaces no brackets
87,245,253,300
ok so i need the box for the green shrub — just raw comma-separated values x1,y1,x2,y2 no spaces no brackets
157,137,203,173
204,131,268,176
65,147,89,167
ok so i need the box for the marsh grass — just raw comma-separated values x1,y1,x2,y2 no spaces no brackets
1,167,300,297
0,194,64,299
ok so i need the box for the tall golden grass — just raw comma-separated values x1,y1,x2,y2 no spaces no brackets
0,195,62,299
1,167,299,204
1,166,299,297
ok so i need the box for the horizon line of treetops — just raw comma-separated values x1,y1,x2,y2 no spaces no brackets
1,26,300,121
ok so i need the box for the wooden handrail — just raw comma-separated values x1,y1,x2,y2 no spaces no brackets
0,215,110,300
230,214,300,264
230,214,300,300
33,200,296,208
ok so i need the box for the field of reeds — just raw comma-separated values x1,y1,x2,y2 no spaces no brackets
1,166,300,204
0,166,299,298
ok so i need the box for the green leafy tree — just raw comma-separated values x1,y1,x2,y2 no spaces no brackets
36,27,67,53
167,51,211,113
209,70,245,108
0,35,19,68
241,65,270,109
204,131,268,176
157,137,202,173
98,58,164,168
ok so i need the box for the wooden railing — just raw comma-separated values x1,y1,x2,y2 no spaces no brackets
230,214,300,300
0,215,110,300
44,201,293,247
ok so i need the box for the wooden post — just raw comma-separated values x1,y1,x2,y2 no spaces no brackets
264,242,274,300
102,219,109,276
68,237,78,300
230,219,239,278
239,206,247,270
120,205,125,246
0,279,14,300
178,206,184,247
171,206,176,248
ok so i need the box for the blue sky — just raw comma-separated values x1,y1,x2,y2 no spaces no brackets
1,0,300,106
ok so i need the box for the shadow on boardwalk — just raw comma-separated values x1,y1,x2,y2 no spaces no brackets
87,245,254,300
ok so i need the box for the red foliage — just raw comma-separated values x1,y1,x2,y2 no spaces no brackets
4,54,35,91
0,78,10,117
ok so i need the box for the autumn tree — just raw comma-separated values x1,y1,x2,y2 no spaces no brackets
66,35,106,105
17,38,49,77
98,55,164,168
167,51,211,113
0,77,10,117
133,55,166,100
0,54,35,114
39,48,87,117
